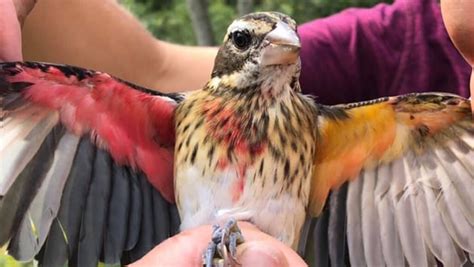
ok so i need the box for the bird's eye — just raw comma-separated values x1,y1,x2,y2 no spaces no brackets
231,31,252,50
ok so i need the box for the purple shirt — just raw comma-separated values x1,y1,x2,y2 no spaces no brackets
298,0,471,105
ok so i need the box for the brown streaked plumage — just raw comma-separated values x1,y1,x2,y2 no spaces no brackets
174,12,318,248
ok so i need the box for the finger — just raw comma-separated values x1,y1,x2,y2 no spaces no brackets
129,225,213,267
129,222,308,267
13,0,36,26
236,222,306,265
0,0,22,61
237,241,290,267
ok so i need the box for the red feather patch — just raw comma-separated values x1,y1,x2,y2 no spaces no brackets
7,64,177,202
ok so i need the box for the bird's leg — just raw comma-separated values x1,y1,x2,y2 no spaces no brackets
202,218,245,267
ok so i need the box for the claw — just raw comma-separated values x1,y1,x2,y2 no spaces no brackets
204,242,217,267
202,218,245,267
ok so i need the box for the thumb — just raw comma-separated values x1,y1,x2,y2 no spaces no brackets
13,0,37,26
237,241,289,267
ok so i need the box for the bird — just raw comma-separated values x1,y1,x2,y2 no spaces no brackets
0,11,473,267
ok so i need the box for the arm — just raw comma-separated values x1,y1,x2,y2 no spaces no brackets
298,0,471,105
441,0,474,112
22,0,217,92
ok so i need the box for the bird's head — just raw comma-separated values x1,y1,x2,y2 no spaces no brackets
209,12,301,97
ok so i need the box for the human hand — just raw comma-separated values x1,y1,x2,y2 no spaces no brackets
129,222,307,267
441,0,474,113
0,0,36,61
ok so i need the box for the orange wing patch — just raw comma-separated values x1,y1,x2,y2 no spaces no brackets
310,102,397,216
309,94,471,216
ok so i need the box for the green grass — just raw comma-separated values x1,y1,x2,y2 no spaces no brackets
0,248,35,267
0,248,120,267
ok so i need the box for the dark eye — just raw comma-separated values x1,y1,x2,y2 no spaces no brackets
231,31,252,50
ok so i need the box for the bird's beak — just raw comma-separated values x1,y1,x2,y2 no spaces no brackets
261,21,301,66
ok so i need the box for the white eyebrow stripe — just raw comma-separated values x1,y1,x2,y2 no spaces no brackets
227,20,254,34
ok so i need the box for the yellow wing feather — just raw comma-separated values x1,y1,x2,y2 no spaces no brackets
309,93,472,216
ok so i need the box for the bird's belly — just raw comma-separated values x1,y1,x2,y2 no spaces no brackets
174,91,317,248
175,161,310,248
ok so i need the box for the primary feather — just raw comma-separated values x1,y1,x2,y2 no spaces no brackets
8,132,79,261
0,62,182,265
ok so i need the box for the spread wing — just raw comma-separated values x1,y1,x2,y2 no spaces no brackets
300,93,473,266
0,62,182,265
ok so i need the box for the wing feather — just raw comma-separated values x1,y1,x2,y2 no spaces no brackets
0,61,182,265
39,138,93,267
0,124,65,245
103,163,130,264
447,136,474,183
58,137,96,265
301,185,349,267
375,164,405,267
312,209,330,267
0,109,58,196
123,173,157,263
0,103,36,151
422,148,474,255
169,205,181,237
40,219,69,267
346,170,366,266
394,154,430,267
152,185,172,243
310,93,473,266
77,148,113,267
2,61,178,201
124,169,142,252
431,139,474,223
360,169,384,266
416,155,466,266
8,133,80,261
327,184,348,266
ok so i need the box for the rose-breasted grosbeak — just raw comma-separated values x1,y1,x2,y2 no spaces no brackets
175,12,316,249
0,11,473,267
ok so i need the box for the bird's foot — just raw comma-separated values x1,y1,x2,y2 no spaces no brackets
203,218,245,267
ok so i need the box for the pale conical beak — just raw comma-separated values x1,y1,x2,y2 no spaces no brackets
261,21,301,66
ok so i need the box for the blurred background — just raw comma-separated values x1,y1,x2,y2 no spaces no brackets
121,0,393,46
1,0,391,266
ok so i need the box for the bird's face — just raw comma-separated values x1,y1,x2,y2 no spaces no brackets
210,12,301,95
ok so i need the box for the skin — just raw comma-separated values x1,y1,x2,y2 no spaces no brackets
440,0,474,114
0,0,472,265
22,0,217,92
130,222,306,267
0,0,35,61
